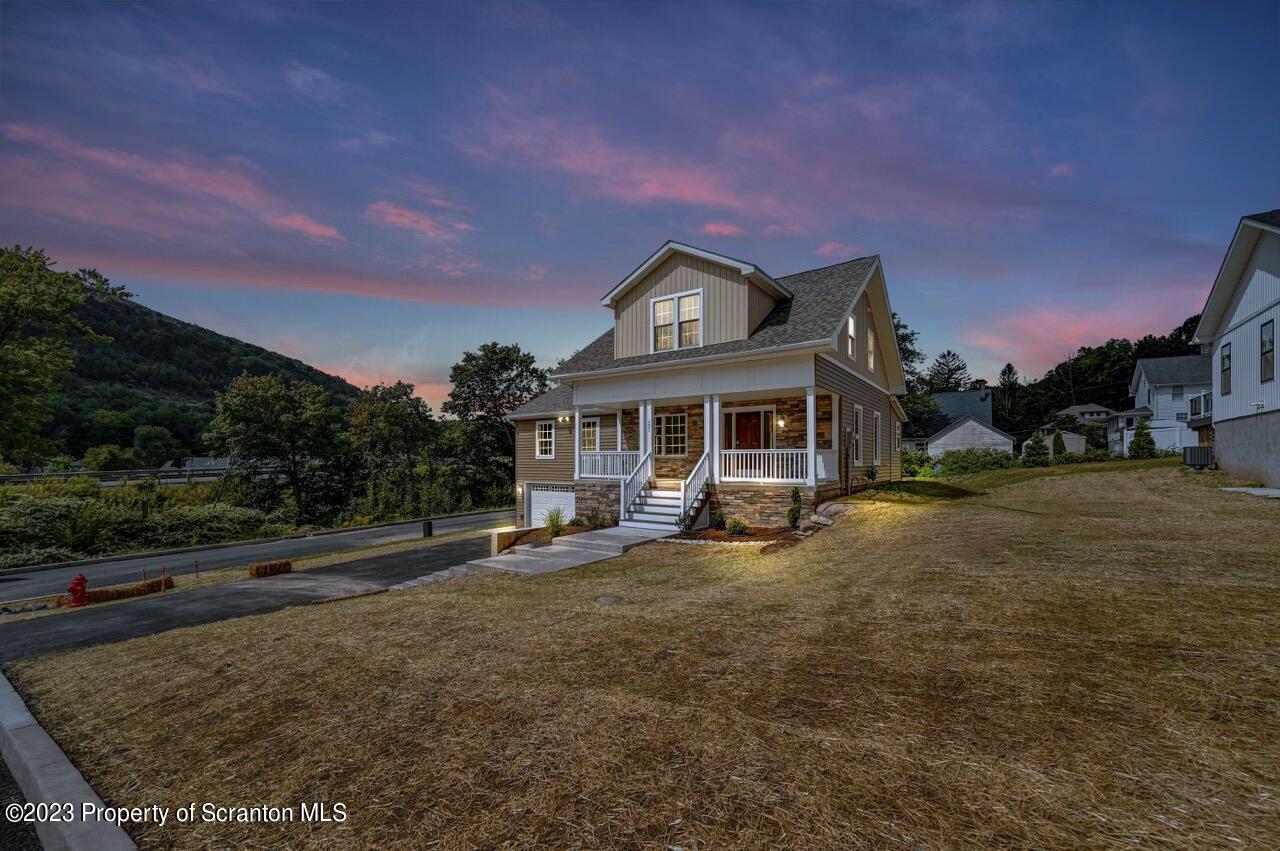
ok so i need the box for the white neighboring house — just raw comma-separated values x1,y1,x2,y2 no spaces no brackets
1109,355,1209,456
1192,209,1280,486
1025,429,1086,457
926,416,1014,457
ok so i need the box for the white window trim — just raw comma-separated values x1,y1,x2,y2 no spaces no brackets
649,288,703,354
873,411,882,465
722,405,777,450
853,404,864,465
1221,343,1232,396
653,412,688,457
534,420,556,459
579,417,600,452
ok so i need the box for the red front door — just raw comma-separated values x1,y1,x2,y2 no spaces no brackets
736,411,762,449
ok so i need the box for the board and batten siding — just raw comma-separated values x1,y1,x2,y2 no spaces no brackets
927,421,1013,457
814,355,900,482
747,281,777,333
514,415,620,486
614,254,762,359
1214,229,1280,422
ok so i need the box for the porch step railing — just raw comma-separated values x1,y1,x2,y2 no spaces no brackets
721,449,808,483
680,451,710,522
620,451,653,518
580,451,641,478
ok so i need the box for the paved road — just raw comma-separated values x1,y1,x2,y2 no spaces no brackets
0,537,492,662
0,509,513,605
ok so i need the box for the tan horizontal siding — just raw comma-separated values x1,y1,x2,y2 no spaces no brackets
815,355,901,483
515,418,573,484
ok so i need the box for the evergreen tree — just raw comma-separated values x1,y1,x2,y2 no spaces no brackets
1022,432,1050,467
925,350,971,393
1052,428,1067,457
993,362,1020,428
892,313,926,394
1128,419,1157,459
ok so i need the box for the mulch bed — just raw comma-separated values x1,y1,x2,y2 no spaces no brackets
673,526,796,543
514,525,593,547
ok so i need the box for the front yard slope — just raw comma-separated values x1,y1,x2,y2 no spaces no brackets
10,467,1280,848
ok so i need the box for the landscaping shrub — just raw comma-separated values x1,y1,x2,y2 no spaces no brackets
787,487,802,529
901,449,929,478
1022,434,1050,467
585,508,611,529
1052,429,1068,457
1084,448,1113,462
544,507,566,539
726,517,749,536
247,560,292,578
867,464,879,482
1128,419,1157,459
924,448,1022,477
1053,451,1086,465
709,509,727,531
141,504,267,550
0,547,82,570
58,575,175,606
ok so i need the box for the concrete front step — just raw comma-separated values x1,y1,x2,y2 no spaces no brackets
468,547,609,575
470,526,672,575
619,518,678,531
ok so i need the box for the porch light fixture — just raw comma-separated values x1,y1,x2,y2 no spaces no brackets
776,417,786,428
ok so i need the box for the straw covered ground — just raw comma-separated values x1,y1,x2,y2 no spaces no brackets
10,466,1280,848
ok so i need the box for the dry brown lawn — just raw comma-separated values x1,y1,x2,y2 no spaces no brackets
10,467,1280,849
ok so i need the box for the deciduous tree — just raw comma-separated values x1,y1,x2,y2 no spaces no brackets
443,342,548,458
348,381,435,517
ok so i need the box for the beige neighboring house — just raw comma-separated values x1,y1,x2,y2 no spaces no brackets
508,241,907,530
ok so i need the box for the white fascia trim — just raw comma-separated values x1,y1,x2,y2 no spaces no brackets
1193,219,1278,344
600,241,790,306
815,353,897,395
551,340,827,381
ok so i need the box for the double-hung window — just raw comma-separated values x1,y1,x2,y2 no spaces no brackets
1263,320,1275,384
653,413,687,457
535,421,555,459
846,316,856,359
652,292,701,352
580,418,599,452
1221,343,1232,396
852,405,863,464
1172,384,1184,400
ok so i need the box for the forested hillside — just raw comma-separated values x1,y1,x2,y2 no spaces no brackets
44,295,359,458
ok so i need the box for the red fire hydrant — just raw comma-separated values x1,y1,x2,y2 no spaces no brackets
65,574,89,608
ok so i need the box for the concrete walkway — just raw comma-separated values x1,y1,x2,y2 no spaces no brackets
466,526,669,575
1220,487,1280,499
0,537,489,662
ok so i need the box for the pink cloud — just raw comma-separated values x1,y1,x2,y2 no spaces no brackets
1049,161,1075,177
2,122,343,241
699,222,743,236
526,263,551,280
365,200,472,240
816,240,862,259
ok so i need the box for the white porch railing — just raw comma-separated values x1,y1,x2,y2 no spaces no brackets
815,449,838,483
580,451,641,478
720,449,808,483
1188,391,1213,421
620,451,653,518
681,451,710,521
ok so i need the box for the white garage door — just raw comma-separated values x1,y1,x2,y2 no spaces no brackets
528,484,575,525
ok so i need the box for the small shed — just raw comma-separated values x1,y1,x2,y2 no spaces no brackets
927,416,1015,457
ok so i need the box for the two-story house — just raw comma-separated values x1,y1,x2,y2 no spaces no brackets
1102,356,1208,455
1191,209,1280,486
508,242,906,530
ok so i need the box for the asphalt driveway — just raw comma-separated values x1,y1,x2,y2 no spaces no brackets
0,508,512,605
0,536,490,662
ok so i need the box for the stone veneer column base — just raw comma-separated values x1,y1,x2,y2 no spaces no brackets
573,479,623,523
709,483,840,526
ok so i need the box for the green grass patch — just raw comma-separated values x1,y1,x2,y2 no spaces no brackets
846,480,984,502
959,455,1180,491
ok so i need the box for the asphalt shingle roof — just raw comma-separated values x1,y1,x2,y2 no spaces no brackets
550,256,879,378
932,389,993,425
928,415,1013,444
1136,354,1211,386
1244,209,1280,229
508,383,573,419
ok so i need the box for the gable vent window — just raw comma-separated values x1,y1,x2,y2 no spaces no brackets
652,291,701,353
846,316,856,359
867,323,876,373
1263,320,1275,384
1221,343,1232,396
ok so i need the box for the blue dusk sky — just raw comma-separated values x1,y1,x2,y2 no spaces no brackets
2,1,1277,407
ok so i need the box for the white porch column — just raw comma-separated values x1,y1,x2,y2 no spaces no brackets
615,410,622,451
711,394,722,483
805,385,816,486
702,395,712,462
641,400,652,456
831,393,841,492
573,406,581,479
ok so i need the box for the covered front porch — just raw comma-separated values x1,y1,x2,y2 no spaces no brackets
572,388,840,488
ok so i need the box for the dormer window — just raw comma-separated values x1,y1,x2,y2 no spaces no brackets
846,316,856,358
652,290,701,352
